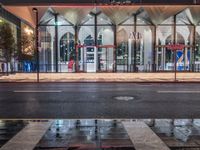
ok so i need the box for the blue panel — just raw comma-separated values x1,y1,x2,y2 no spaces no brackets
176,50,184,71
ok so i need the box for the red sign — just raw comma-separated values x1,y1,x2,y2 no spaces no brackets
76,44,115,48
166,44,185,51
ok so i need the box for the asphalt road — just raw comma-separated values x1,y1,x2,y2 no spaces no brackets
0,83,200,119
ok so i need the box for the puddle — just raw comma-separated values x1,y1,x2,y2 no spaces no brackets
1,119,200,150
0,120,28,148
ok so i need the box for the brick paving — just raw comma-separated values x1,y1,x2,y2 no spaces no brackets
0,73,200,82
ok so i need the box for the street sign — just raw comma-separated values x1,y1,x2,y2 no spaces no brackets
166,44,185,82
166,44,185,51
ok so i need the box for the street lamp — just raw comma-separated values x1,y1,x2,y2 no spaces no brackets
32,8,39,83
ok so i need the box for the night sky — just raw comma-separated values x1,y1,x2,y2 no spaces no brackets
0,0,197,5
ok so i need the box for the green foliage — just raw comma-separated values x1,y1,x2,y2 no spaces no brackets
0,21,16,62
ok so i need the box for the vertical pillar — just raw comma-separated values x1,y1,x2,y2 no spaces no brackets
153,25,156,72
113,25,117,72
193,25,196,71
133,14,137,72
17,22,21,72
75,25,79,72
94,14,97,46
36,11,39,82
94,14,97,72
173,15,177,81
33,8,39,82
173,16,177,44
55,13,58,72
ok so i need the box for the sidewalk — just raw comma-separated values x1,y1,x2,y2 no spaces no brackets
0,72,200,82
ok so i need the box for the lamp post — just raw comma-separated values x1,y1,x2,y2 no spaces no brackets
166,44,185,82
32,8,39,83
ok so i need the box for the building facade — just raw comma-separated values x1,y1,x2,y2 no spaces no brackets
2,3,200,73
0,7,34,73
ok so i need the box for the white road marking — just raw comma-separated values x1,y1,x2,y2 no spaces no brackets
13,90,62,93
157,91,200,94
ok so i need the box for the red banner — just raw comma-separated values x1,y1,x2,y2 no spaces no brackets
166,44,185,50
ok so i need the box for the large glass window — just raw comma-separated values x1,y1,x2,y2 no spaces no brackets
157,25,173,71
39,9,75,72
0,16,18,73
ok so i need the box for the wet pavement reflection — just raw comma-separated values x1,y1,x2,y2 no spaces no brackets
1,119,200,150
0,120,27,148
34,120,135,150
149,119,200,150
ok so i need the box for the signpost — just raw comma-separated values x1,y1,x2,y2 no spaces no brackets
166,44,185,82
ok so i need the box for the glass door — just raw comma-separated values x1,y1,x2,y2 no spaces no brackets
85,46,97,72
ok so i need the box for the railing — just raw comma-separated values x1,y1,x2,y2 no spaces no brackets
1,62,200,74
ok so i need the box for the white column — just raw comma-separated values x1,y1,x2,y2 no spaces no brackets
144,29,153,70
128,39,132,67
161,40,165,70
94,46,97,72
51,41,54,72
80,47,83,71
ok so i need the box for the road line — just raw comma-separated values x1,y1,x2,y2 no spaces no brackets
157,91,200,93
13,90,62,93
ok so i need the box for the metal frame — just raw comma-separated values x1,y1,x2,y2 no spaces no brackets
34,6,200,75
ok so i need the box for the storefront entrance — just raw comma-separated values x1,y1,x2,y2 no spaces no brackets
156,45,193,71
77,45,115,72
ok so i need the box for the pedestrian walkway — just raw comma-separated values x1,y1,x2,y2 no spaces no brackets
0,72,200,82
2,120,200,150
123,121,170,150
0,120,171,150
0,121,52,150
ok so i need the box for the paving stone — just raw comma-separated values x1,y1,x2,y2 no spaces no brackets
1,72,200,82
1,121,52,150
123,121,170,150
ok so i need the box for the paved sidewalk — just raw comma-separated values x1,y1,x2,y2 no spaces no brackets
0,72,200,82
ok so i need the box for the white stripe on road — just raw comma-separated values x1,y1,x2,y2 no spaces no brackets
13,90,62,93
157,91,200,93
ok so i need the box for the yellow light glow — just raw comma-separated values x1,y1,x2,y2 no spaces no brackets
24,27,33,35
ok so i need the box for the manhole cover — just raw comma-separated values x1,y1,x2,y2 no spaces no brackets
114,96,135,101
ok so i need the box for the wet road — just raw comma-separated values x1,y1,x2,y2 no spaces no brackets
0,83,200,119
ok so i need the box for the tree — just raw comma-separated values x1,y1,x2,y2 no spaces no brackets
0,22,16,74
21,30,35,60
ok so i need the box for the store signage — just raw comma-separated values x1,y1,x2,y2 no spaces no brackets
129,32,142,40
166,44,185,50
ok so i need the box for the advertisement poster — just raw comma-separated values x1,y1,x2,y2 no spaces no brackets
176,50,184,71
176,50,190,71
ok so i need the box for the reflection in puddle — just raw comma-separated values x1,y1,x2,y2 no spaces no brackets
149,119,200,150
34,120,135,150
1,119,200,150
0,120,28,148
